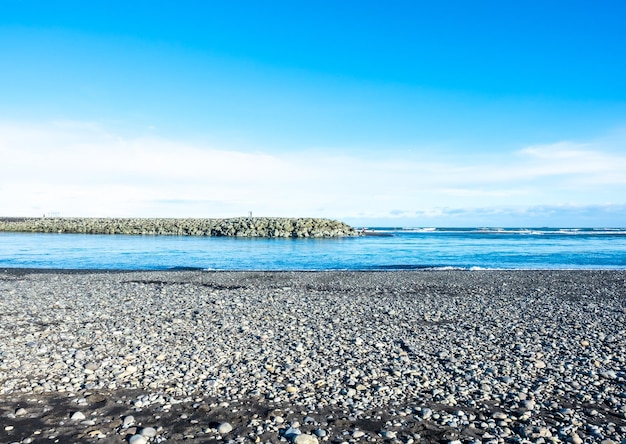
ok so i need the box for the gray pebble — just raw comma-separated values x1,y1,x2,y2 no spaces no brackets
1,270,624,444
314,428,327,437
140,427,157,437
294,434,319,444
70,411,86,421
128,435,147,444
217,422,233,434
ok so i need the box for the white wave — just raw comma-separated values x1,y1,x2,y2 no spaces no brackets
518,230,544,235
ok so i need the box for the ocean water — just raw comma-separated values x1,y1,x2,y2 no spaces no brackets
1,228,626,270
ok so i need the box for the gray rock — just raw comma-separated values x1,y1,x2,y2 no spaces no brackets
381,430,397,439
294,434,319,444
128,435,147,444
522,400,535,410
84,362,99,371
283,427,301,440
314,429,327,437
217,422,233,434
568,434,583,444
140,427,157,437
70,411,86,421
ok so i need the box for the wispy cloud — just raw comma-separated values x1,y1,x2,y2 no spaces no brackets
515,142,626,183
346,204,626,228
1,120,625,225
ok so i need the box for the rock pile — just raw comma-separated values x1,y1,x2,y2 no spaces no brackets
0,217,357,237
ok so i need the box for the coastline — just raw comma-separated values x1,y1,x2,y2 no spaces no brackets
1,270,625,443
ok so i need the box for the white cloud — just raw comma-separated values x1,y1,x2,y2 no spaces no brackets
1,120,625,224
515,142,626,181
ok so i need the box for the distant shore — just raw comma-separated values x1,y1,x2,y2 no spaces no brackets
0,270,624,443
0,217,358,238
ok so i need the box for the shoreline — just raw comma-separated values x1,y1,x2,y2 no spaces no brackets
1,270,625,443
4,267,626,274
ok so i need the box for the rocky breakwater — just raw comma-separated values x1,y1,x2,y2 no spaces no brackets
0,217,358,237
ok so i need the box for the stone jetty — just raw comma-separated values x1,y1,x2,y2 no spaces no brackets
0,217,357,237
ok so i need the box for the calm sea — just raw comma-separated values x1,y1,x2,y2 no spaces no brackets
1,228,626,270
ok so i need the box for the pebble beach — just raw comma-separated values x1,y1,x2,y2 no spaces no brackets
0,270,625,444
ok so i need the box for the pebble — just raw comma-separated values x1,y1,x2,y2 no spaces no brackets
140,427,157,437
128,435,147,444
217,422,233,434
381,430,397,439
421,408,433,419
568,435,583,444
84,362,99,371
283,427,301,439
314,429,327,437
1,270,625,444
70,411,86,421
294,434,319,444
522,400,536,410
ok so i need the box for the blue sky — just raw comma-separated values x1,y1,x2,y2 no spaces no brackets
1,1,625,226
